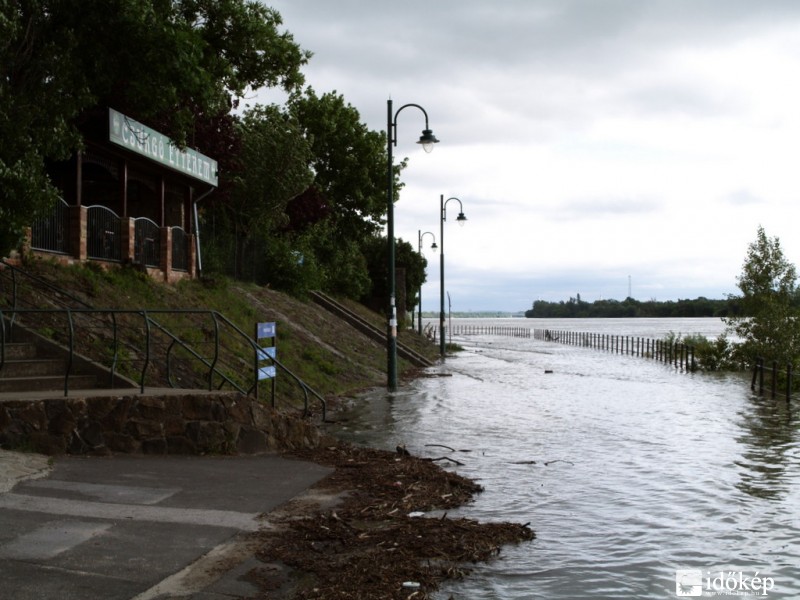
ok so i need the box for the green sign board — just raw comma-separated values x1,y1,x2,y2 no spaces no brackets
108,108,218,186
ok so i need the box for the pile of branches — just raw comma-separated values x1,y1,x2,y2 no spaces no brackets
251,442,534,599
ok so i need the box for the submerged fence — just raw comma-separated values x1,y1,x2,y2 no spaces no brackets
751,358,794,402
533,328,696,372
447,324,531,338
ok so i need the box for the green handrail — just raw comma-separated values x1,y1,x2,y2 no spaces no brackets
0,307,326,419
1,261,326,417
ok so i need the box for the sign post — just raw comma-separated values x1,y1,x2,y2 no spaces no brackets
255,322,277,406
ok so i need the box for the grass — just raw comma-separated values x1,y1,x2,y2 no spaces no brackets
7,256,440,412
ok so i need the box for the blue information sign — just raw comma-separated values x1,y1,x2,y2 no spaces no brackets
256,322,277,382
258,322,276,338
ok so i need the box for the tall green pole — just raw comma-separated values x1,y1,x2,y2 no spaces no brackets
439,196,467,359
439,194,446,358
386,100,439,390
387,99,398,390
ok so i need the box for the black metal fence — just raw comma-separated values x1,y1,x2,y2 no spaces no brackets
534,328,696,372
447,324,531,338
87,205,122,261
134,217,161,268
31,198,71,254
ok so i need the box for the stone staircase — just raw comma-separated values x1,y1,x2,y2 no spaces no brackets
0,321,136,397
0,338,98,394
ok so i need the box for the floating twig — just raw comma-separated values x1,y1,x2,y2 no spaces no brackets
429,456,465,466
425,444,456,452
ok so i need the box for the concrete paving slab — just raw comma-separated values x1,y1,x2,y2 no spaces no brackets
0,452,333,599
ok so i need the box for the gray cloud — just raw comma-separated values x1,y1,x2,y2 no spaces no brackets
262,0,800,310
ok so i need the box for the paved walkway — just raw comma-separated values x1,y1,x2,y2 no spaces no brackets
0,451,332,599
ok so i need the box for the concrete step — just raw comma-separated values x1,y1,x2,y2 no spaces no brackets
0,374,98,394
0,343,38,360
0,358,69,378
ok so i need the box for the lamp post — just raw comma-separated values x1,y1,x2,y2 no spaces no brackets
417,230,437,334
386,99,439,391
440,195,467,358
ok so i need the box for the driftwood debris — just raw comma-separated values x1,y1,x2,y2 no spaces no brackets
254,442,534,599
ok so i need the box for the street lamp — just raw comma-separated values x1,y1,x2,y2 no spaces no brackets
386,99,439,391
440,195,467,358
417,230,437,334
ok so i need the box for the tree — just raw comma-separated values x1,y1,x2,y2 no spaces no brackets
284,89,395,301
362,236,426,324
724,226,800,366
289,89,390,240
221,104,314,279
1,0,310,256
0,0,91,254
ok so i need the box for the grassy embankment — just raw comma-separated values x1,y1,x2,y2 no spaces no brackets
10,257,440,412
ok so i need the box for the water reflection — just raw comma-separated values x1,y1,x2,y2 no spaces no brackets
735,394,797,500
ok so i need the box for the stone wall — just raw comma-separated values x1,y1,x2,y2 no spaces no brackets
0,392,322,456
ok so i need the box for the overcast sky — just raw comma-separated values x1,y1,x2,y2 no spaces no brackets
256,1,800,313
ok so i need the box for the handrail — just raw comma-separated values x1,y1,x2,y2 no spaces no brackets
212,311,328,420
2,257,93,309
140,310,150,394
1,261,326,416
0,307,327,418
110,312,119,386
65,309,75,396
2,260,246,393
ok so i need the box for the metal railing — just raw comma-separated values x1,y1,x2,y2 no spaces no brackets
31,198,71,254
0,260,326,419
534,328,697,372
87,205,122,261
134,217,160,267
444,324,531,338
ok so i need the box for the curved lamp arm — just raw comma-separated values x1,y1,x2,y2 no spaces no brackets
391,103,440,153
418,230,438,253
442,196,468,225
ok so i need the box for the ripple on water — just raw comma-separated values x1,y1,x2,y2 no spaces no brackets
326,326,800,599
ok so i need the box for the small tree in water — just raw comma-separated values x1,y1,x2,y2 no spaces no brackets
724,226,800,367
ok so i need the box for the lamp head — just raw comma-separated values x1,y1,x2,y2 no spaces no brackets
417,129,439,153
431,241,438,252
456,212,467,226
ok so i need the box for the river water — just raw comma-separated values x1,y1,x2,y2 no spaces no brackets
324,318,799,599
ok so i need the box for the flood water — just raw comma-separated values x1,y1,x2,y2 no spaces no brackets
324,318,800,599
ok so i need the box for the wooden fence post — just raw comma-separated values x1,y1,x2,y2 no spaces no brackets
771,361,778,398
787,363,792,403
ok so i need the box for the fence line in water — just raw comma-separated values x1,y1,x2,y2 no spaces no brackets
445,324,532,338
751,357,794,402
533,328,696,372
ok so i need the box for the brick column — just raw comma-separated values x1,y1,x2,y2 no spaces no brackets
188,234,198,279
160,226,172,282
69,206,87,261
121,217,135,264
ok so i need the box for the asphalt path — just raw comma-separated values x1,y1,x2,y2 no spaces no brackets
0,453,332,599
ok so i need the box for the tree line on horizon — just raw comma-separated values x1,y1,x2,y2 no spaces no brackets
528,227,800,380
524,295,740,318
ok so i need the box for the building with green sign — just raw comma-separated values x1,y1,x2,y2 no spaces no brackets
26,108,218,282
